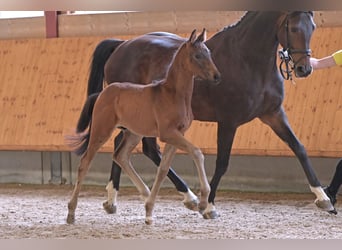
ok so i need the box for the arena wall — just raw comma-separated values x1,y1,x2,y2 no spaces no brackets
0,11,341,192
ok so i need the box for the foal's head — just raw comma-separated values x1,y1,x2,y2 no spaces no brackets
277,11,315,78
182,29,221,84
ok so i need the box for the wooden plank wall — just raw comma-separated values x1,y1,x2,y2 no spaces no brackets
0,27,341,157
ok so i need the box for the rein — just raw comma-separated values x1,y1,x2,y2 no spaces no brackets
278,12,312,80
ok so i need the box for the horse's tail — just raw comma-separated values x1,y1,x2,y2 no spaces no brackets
66,93,99,156
87,39,125,96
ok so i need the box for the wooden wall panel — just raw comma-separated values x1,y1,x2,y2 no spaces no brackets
1,11,341,40
0,27,341,158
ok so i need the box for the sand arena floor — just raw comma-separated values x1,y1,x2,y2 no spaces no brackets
0,184,341,239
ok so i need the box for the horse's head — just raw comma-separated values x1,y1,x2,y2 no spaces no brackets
185,29,221,84
277,11,315,79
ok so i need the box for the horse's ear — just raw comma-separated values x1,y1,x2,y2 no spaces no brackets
189,29,197,44
196,28,207,43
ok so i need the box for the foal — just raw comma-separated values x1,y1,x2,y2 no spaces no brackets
66,29,221,224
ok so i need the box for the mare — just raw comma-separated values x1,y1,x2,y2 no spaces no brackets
86,11,336,218
66,29,221,224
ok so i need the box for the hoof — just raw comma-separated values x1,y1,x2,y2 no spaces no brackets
323,186,337,205
145,217,153,225
328,208,338,215
66,213,75,224
103,201,117,214
183,198,199,211
202,210,219,219
314,198,335,212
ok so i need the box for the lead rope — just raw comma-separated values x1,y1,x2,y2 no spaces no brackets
278,48,294,81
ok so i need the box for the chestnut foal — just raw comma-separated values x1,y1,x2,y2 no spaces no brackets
66,29,221,224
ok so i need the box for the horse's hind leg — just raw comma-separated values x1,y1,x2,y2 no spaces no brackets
103,131,124,214
260,108,335,213
142,137,199,210
145,144,177,224
113,130,151,203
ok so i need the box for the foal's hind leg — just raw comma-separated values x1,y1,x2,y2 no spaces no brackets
260,108,335,213
67,133,113,224
113,130,151,203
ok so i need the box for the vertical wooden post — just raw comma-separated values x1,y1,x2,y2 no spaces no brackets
44,11,58,38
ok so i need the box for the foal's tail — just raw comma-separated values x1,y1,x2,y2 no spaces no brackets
66,93,99,156
87,39,125,96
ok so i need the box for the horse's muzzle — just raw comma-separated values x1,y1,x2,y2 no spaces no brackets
295,64,312,78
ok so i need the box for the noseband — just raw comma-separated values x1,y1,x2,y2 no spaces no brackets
278,12,312,80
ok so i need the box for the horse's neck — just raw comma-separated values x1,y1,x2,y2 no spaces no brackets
208,11,282,63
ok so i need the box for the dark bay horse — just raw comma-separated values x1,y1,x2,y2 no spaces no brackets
66,29,221,224
86,11,336,218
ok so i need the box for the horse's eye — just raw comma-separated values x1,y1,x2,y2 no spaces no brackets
290,27,299,32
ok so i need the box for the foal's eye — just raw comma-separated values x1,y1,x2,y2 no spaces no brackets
195,54,202,59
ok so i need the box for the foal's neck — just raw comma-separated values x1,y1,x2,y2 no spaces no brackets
163,46,194,95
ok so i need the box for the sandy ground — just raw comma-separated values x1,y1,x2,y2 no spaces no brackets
0,184,341,239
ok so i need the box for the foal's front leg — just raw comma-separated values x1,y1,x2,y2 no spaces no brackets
162,131,211,215
145,144,177,224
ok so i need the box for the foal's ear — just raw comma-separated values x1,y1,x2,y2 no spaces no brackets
195,28,207,43
189,29,197,44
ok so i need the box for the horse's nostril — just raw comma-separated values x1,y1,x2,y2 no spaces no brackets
214,73,221,83
297,66,305,73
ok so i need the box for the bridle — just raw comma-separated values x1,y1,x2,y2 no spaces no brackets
278,12,313,80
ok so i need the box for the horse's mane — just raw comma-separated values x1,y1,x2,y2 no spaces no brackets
220,11,313,33
207,11,255,41
221,11,253,31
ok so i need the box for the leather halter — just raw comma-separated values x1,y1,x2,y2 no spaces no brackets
278,12,312,80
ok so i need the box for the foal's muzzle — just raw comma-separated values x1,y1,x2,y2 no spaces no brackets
212,72,221,84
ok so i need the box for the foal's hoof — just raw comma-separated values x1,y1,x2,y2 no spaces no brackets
145,217,153,225
183,198,200,211
202,210,219,219
103,201,117,214
66,214,75,224
314,199,335,212
200,203,219,219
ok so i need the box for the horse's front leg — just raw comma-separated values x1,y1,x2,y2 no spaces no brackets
204,122,236,219
260,107,335,214
144,144,177,225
